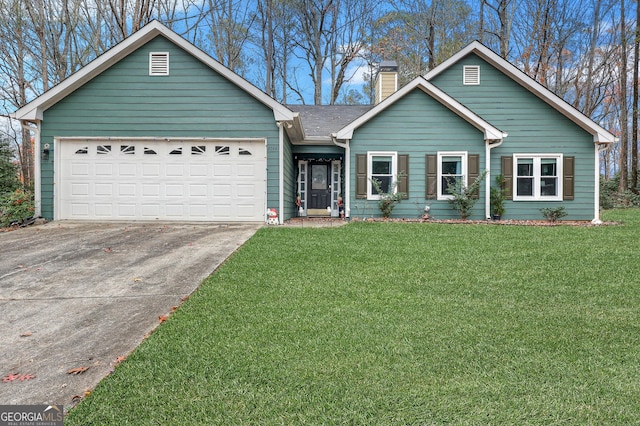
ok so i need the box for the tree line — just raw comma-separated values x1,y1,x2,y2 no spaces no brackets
0,0,637,200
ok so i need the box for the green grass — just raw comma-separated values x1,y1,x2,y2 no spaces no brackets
67,210,640,425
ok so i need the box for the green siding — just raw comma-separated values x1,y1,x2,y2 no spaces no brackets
349,89,487,220
430,53,596,220
40,35,280,220
282,132,296,221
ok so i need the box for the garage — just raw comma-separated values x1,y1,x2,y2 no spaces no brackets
56,138,267,222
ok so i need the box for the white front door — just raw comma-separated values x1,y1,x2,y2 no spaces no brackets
57,138,266,221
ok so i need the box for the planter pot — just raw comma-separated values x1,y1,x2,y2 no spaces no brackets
492,214,502,221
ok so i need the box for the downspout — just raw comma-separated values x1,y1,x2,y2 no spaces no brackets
592,142,609,224
485,138,504,220
278,122,284,224
20,120,41,218
332,136,350,218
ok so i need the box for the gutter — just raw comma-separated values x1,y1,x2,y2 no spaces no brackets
485,135,506,220
278,122,284,224
592,142,611,224
332,135,350,218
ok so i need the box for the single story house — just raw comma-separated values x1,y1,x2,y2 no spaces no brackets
12,21,617,224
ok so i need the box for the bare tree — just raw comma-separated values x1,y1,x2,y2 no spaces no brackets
619,0,629,191
200,0,255,74
327,0,379,104
479,0,516,58
254,0,297,102
632,0,639,191
369,0,473,87
290,0,337,104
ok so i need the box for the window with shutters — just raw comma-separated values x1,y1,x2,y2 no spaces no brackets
463,65,480,85
513,154,563,201
149,52,169,76
437,152,468,200
367,151,397,200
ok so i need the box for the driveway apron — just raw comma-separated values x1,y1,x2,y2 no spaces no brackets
0,222,260,409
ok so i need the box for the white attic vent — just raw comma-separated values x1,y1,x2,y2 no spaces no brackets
463,65,480,85
149,52,169,76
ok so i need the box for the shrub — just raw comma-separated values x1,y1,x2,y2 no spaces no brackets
600,174,640,209
370,173,407,218
0,137,20,195
447,170,487,220
0,189,35,226
490,174,507,218
540,206,568,222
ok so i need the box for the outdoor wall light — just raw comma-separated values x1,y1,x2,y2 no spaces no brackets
43,143,50,161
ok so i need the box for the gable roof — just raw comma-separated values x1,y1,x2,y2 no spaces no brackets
424,41,616,144
11,20,294,122
335,76,506,141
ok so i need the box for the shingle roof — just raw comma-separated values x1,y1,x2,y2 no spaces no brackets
287,105,373,138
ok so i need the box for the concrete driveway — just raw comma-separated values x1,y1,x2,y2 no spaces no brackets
0,221,261,409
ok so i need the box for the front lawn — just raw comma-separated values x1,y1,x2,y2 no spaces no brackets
67,210,640,424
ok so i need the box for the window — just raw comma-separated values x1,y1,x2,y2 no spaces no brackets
97,145,111,155
75,147,88,155
367,152,397,200
149,52,169,76
169,147,182,155
191,145,206,155
215,146,230,156
437,152,467,199
513,154,562,200
463,65,480,85
120,145,135,155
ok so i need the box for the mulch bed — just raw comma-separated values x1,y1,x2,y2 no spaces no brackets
285,216,620,227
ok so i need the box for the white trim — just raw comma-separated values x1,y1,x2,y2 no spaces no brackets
425,41,617,145
336,77,506,142
11,20,294,123
52,136,268,143
367,151,397,200
332,138,350,218
53,137,61,220
297,160,308,216
593,144,607,224
512,153,563,201
485,139,504,219
437,151,468,200
278,122,284,224
330,160,341,217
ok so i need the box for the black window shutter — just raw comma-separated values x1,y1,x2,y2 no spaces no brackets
563,156,575,200
426,154,437,199
501,156,513,200
468,154,480,199
356,154,367,199
398,154,409,199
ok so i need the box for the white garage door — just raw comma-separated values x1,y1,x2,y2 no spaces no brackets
57,139,266,221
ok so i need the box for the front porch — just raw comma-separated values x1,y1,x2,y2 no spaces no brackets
295,155,343,218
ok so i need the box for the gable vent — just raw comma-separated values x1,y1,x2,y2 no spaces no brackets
463,65,480,85
149,52,169,76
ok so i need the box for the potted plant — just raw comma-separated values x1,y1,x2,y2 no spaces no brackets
490,174,506,220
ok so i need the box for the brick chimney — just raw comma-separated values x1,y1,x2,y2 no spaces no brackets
374,61,398,104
